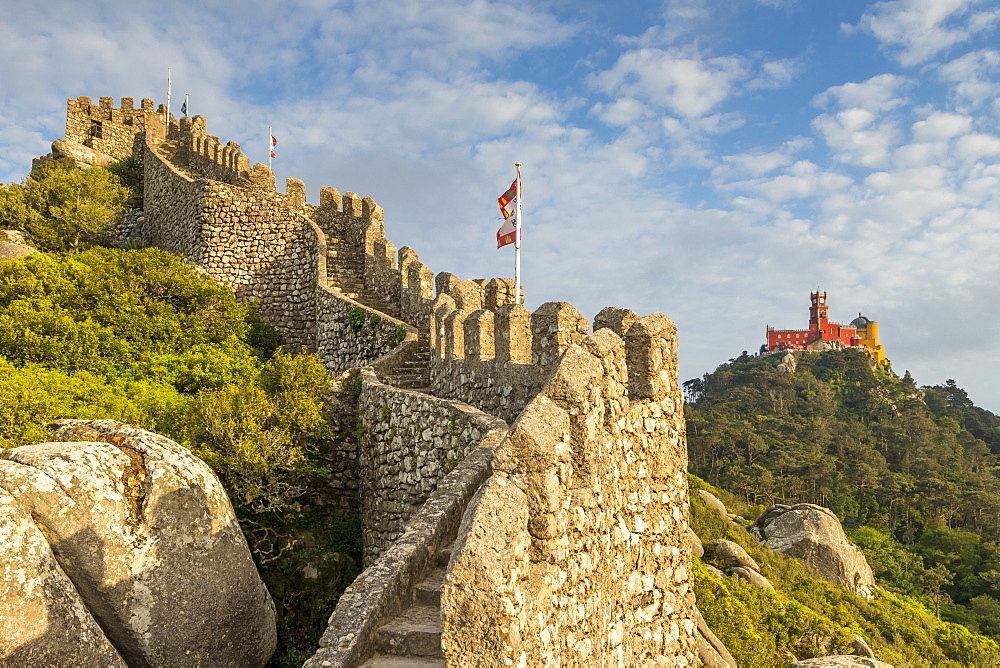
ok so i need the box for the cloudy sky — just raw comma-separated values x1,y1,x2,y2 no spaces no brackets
2,0,999,410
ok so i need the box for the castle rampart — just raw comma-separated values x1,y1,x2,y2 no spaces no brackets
137,131,319,349
441,314,697,666
426,297,588,424
65,95,167,159
168,115,254,186
356,370,508,564
44,96,698,666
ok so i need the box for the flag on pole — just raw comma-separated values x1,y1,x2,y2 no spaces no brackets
181,95,188,117
270,133,277,159
496,178,520,248
497,179,517,220
497,212,517,248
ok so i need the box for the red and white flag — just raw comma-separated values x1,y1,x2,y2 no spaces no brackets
496,178,520,248
270,133,277,159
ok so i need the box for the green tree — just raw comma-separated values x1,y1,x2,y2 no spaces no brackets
0,158,130,251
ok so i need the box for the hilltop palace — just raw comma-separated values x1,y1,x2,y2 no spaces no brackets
765,290,888,365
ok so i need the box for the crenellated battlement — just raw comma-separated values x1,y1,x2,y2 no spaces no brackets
43,96,697,667
65,95,169,160
163,114,256,186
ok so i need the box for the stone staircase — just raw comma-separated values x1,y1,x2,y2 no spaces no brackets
378,329,432,393
326,238,399,317
158,140,188,172
360,544,452,667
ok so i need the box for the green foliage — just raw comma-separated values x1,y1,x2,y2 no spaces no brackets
348,305,365,332
396,325,408,343
687,351,1000,651
180,351,332,515
690,484,1000,666
0,159,130,251
0,357,185,449
0,244,357,664
0,247,269,391
106,156,143,207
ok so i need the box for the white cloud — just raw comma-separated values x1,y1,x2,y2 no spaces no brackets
934,49,1000,109
591,98,650,127
852,0,1000,66
590,47,751,118
812,73,910,111
954,133,1000,162
812,108,901,167
912,111,973,140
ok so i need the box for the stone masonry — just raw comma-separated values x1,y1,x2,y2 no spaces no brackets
40,97,700,666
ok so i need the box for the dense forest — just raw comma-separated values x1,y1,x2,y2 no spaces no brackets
685,349,1000,649
0,160,357,666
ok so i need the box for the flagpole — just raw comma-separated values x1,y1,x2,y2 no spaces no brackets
514,162,522,305
166,67,172,128
268,126,272,171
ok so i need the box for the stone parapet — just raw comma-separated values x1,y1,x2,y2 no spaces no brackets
427,300,592,424
357,370,508,565
303,428,503,668
441,314,698,666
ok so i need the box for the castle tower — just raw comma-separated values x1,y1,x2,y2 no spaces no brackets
808,290,828,333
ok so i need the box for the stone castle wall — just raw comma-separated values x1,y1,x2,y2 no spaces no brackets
167,115,253,186
50,96,698,665
356,369,507,564
66,96,167,159
137,131,319,350
441,314,698,666
427,292,585,424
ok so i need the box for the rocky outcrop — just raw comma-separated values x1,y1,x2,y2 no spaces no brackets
753,504,876,599
0,230,27,244
0,241,38,261
695,606,737,668
710,539,760,572
708,539,774,590
731,566,775,590
777,352,798,373
0,419,276,666
697,489,730,516
51,137,116,167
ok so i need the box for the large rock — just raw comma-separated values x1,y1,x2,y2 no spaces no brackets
753,504,876,599
50,138,116,167
0,241,38,261
731,566,774,590
710,539,761,573
0,419,276,665
696,489,729,516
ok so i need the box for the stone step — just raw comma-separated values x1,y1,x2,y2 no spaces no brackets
374,605,443,658
414,570,444,607
361,655,446,667
394,383,432,392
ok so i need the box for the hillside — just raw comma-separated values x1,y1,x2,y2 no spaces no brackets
686,349,1000,659
0,160,360,665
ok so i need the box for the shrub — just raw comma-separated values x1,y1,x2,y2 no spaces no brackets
0,159,130,251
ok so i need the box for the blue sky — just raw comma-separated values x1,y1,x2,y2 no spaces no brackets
2,0,999,410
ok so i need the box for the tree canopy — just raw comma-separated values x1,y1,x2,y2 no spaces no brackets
686,350,1000,644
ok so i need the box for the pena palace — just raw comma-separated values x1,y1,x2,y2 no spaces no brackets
764,291,888,365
